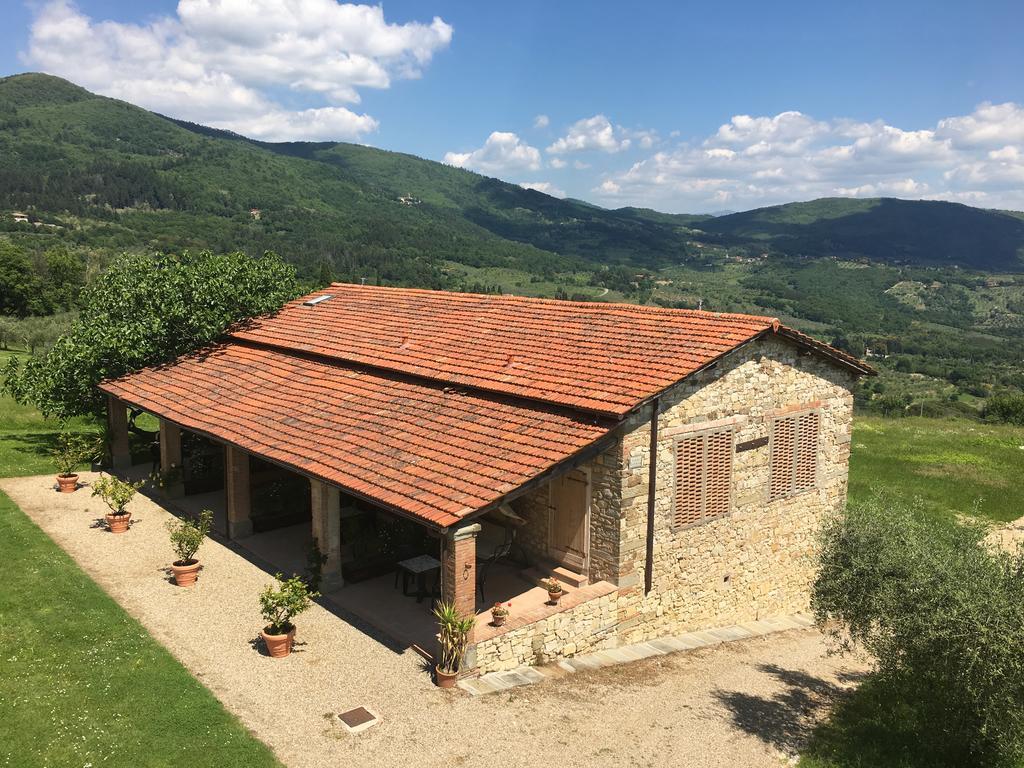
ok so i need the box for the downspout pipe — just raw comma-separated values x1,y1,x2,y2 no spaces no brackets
644,397,659,595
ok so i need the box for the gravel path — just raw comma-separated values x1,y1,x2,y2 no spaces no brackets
3,472,868,768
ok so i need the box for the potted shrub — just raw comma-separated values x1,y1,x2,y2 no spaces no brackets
433,600,475,688
91,474,144,533
541,577,564,605
490,602,511,627
259,573,318,658
166,509,213,587
52,430,99,493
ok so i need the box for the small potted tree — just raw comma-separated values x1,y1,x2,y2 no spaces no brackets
490,602,511,627
433,600,475,688
541,577,564,605
166,509,214,587
52,431,99,493
259,573,318,658
91,474,144,533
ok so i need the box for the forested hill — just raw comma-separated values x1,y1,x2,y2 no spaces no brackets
2,72,1023,281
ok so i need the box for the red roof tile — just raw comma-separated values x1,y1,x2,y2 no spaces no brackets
101,343,611,527
231,284,872,418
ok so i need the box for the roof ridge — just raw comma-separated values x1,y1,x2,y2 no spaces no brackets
325,282,779,324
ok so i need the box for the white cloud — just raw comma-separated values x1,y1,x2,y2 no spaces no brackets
549,157,567,169
573,160,591,170
547,115,631,154
519,181,565,198
533,114,550,129
443,131,542,174
595,103,1024,211
22,0,451,140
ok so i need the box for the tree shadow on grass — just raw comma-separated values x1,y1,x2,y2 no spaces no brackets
713,664,866,758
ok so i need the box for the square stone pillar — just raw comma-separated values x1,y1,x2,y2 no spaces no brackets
158,419,184,499
225,445,252,539
107,395,131,471
310,478,343,591
442,523,480,621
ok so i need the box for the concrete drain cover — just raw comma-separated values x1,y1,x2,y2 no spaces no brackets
337,706,379,734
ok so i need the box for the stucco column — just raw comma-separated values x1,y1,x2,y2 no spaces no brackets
158,419,184,499
107,395,131,471
310,479,343,590
225,445,252,539
442,523,479,621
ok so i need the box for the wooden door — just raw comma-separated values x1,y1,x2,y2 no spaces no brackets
549,469,589,572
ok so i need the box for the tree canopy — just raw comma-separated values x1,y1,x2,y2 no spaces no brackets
4,250,299,419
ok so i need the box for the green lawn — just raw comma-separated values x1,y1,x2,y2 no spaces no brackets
0,490,282,768
849,415,1024,523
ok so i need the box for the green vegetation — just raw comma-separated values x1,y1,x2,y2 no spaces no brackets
808,496,1024,767
0,491,282,767
848,416,1024,523
259,573,317,635
4,250,299,418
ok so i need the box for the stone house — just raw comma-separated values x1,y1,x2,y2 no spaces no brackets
100,284,872,675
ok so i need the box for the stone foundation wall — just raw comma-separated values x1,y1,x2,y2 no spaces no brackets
611,335,856,644
473,589,619,673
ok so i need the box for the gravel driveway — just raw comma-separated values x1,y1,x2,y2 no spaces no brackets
2,473,868,768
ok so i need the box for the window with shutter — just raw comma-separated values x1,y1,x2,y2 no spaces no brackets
770,409,820,500
673,426,733,529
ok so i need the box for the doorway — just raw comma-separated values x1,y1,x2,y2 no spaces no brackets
548,468,590,573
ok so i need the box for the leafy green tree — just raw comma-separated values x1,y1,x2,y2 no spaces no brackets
983,393,1024,425
0,242,47,316
4,251,299,419
813,496,1024,765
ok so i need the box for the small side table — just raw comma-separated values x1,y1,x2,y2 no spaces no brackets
395,555,442,603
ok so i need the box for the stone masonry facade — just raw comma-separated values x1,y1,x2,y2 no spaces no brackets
471,335,856,673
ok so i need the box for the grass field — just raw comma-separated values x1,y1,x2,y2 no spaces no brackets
849,415,1024,523
0,490,282,768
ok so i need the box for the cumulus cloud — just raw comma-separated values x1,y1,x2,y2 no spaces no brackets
533,114,550,129
549,157,568,169
547,115,631,154
594,103,1024,211
519,181,566,197
443,132,542,174
22,0,451,140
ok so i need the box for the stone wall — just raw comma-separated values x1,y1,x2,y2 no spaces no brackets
473,587,619,673
611,335,856,643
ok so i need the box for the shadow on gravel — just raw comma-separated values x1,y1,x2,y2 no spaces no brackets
713,663,865,755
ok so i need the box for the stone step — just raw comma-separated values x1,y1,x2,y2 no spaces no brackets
519,565,588,589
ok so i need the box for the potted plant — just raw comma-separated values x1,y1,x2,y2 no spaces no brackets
91,474,144,533
541,577,564,605
259,573,318,658
52,430,99,493
166,509,213,587
433,600,475,688
490,602,511,627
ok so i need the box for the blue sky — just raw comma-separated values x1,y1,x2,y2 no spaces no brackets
4,0,1024,212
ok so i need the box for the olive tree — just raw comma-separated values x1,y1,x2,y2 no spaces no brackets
4,251,299,419
813,496,1024,765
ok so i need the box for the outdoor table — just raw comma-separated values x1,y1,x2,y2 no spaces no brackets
395,554,441,603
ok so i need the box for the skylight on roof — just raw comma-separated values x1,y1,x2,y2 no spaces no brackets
303,294,334,306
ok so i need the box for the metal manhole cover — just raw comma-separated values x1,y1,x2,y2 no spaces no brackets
337,706,379,733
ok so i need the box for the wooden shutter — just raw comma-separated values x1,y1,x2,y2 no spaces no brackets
674,427,733,529
770,409,820,500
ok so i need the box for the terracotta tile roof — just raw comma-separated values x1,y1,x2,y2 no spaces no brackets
231,284,872,418
100,343,611,527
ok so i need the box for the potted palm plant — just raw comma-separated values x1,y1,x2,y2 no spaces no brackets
541,577,564,605
91,474,144,533
434,600,475,688
166,509,213,587
259,573,317,658
52,430,99,493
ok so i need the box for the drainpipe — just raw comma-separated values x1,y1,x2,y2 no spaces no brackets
644,397,659,595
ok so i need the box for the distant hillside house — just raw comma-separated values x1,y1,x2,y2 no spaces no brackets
249,208,261,220
11,211,29,223
101,285,873,675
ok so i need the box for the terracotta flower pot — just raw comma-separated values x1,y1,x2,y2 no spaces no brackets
491,613,506,627
262,626,295,658
171,559,201,587
56,474,79,493
105,511,131,534
547,589,563,605
435,665,458,688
